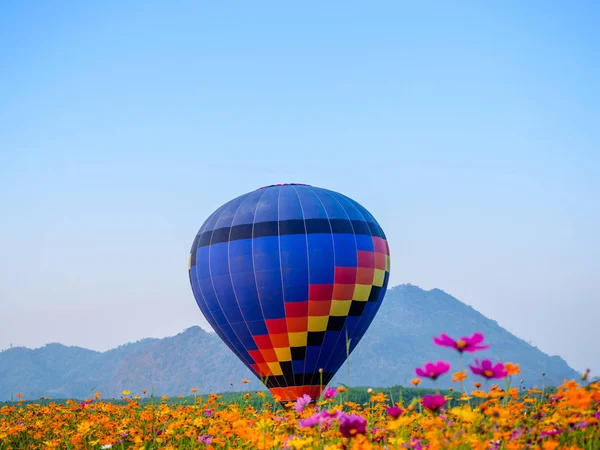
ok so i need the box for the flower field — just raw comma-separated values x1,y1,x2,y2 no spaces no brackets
1,333,598,449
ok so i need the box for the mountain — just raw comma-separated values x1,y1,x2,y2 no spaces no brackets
0,284,579,400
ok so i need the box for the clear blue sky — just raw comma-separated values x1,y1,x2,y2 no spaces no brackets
1,1,598,374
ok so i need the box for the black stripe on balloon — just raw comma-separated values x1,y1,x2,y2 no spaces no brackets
196,219,384,248
189,234,200,268
264,373,335,389
368,286,382,302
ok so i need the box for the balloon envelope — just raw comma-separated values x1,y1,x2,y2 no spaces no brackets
188,184,390,401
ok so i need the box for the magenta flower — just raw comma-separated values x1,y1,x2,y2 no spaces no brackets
295,394,312,413
469,359,508,379
415,361,451,380
433,332,489,353
323,387,338,400
338,413,367,438
540,429,563,437
422,394,446,412
387,406,403,418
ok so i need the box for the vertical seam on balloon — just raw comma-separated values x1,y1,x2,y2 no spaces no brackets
226,191,280,386
250,188,285,389
207,200,263,371
276,186,296,390
310,189,362,383
290,184,311,389
336,195,383,377
193,204,250,368
345,198,386,345
304,186,336,389
191,204,247,363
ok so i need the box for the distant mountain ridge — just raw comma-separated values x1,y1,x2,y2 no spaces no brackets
0,284,579,400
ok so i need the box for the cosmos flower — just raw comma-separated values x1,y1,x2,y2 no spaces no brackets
298,410,340,428
434,332,490,353
323,387,338,400
469,359,509,379
338,413,367,438
387,406,403,418
415,361,451,380
422,394,446,412
540,429,563,437
505,362,520,376
452,370,468,382
198,435,212,444
295,394,311,413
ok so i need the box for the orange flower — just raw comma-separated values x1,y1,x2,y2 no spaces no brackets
191,388,198,393
242,379,250,384
411,378,421,386
504,362,520,376
337,386,347,393
474,382,482,388
452,370,467,382
542,440,559,450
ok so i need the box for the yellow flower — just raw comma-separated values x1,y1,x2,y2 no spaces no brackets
449,406,479,423
122,390,130,396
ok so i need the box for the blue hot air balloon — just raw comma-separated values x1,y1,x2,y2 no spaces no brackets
188,184,390,401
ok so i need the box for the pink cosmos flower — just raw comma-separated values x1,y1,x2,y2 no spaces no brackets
298,409,340,428
338,413,367,438
422,394,446,412
295,394,312,413
433,332,489,353
323,387,338,400
469,359,508,379
415,361,451,380
198,435,212,445
386,406,403,418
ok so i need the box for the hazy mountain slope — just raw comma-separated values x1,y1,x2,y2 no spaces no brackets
0,284,579,400
334,284,577,388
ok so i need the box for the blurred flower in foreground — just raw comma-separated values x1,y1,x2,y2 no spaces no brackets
422,394,446,412
434,332,490,353
469,359,508,379
415,361,451,380
338,413,367,438
198,435,212,445
505,362,520,376
295,394,311,413
452,370,468,382
387,406,403,418
323,387,338,400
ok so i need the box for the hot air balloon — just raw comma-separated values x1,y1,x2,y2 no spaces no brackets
188,184,390,402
